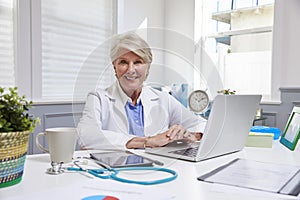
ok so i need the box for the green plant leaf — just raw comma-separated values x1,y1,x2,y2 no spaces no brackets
0,86,40,132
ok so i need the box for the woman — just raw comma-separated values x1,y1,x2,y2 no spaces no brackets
77,32,206,149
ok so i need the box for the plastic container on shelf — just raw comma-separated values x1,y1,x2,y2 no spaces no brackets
250,126,281,140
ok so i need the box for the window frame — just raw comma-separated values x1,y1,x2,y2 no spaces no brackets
16,0,117,103
200,0,275,101
15,0,32,99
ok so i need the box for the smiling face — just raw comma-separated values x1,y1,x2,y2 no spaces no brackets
113,49,150,101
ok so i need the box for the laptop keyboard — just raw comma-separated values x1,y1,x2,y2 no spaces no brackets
169,146,199,158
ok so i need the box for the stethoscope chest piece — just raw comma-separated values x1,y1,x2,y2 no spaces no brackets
46,162,64,175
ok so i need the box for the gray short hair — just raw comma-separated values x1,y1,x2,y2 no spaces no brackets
110,32,153,64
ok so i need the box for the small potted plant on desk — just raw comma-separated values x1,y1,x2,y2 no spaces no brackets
0,87,40,188
217,89,236,95
202,89,236,119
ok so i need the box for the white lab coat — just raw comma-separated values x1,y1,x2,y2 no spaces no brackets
77,81,207,149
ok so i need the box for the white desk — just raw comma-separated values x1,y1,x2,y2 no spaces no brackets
1,141,300,200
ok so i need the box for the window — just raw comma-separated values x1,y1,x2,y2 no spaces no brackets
201,0,274,101
0,0,15,87
32,0,116,101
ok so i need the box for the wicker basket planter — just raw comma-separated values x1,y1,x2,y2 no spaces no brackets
0,130,30,188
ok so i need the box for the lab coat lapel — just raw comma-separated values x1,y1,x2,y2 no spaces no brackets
113,98,128,133
106,83,129,133
141,87,160,135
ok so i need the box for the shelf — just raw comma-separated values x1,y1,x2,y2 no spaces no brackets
211,4,274,24
207,25,272,38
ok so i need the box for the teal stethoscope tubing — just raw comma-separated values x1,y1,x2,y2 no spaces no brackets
67,166,177,185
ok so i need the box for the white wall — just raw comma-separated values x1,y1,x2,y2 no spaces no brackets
163,0,197,88
272,0,300,99
120,0,300,101
118,0,167,86
120,0,198,90
118,0,164,32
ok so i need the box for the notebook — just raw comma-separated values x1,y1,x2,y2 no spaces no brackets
145,94,262,162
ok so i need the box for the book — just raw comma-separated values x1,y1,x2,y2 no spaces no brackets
246,132,274,148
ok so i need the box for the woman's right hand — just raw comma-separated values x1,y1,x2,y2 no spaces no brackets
147,125,198,147
145,132,174,148
126,125,199,149
126,133,172,149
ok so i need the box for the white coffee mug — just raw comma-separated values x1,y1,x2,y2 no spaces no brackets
36,127,77,164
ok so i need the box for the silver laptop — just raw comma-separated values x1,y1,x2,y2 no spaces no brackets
146,95,262,162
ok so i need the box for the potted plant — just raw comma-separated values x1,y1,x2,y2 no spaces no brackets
217,89,236,95
0,87,40,188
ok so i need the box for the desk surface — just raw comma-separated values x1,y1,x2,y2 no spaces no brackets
1,141,300,200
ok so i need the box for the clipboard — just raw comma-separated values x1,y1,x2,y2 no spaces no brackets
197,158,300,196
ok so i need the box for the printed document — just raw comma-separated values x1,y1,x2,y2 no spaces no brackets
198,158,300,196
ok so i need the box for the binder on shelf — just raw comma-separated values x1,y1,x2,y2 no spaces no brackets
250,126,281,140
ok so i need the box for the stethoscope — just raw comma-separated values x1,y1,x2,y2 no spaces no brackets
67,159,178,185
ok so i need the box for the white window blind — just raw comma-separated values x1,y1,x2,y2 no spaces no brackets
41,0,115,101
0,0,15,87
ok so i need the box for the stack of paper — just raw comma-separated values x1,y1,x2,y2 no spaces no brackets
198,158,300,197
